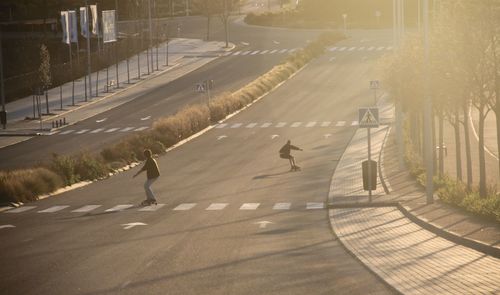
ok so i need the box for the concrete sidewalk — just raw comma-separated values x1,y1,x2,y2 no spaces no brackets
0,38,233,149
328,98,500,294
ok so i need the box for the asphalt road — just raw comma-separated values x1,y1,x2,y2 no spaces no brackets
0,17,321,170
0,30,396,294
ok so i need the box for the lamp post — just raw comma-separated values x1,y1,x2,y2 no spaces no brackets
342,13,347,34
423,0,434,204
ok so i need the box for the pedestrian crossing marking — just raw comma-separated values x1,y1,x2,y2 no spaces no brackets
269,49,279,54
260,50,269,54
105,128,120,133
120,127,135,132
279,49,288,53
72,205,102,213
173,203,197,211
49,130,61,135
336,121,346,127
60,130,75,135
134,127,149,132
76,129,90,134
206,203,228,210
105,204,134,212
216,123,227,129
231,123,243,128
276,122,287,128
358,47,365,51
241,51,251,55
90,128,105,133
367,46,375,51
261,123,272,128
38,205,70,213
321,121,331,127
240,203,260,210
233,51,242,55
306,122,317,127
291,122,302,127
306,202,324,209
351,121,359,126
139,204,166,211
246,123,257,128
348,47,356,51
273,203,291,210
250,50,260,55
226,46,392,57
5,206,37,213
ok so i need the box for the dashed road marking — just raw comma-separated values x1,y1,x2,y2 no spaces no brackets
306,202,324,210
231,123,243,128
72,205,102,213
76,129,90,134
5,206,37,213
269,49,279,54
276,122,287,128
134,127,149,131
261,123,272,128
90,128,105,134
336,121,346,127
216,123,228,129
105,128,120,133
240,203,260,210
139,204,166,211
38,205,70,213
246,123,257,128
306,122,317,127
206,203,228,210
351,121,359,126
105,204,134,212
120,127,135,132
273,203,291,210
291,122,302,127
260,50,269,54
59,130,75,135
173,203,197,211
321,121,331,127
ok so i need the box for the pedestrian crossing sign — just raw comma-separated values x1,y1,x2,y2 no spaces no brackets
195,83,206,93
359,107,379,128
370,80,380,90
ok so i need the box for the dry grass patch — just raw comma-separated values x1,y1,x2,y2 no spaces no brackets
0,168,63,203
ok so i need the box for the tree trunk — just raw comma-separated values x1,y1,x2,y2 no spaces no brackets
454,107,462,181
45,88,49,114
478,105,487,198
438,112,444,178
463,104,473,191
432,112,437,174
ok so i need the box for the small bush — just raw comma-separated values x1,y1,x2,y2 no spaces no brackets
0,168,63,203
73,152,109,181
50,154,78,185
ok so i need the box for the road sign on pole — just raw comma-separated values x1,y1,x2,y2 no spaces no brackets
195,83,206,93
359,107,379,128
370,80,380,89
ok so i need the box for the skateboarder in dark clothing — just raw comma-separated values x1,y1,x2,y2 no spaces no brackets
279,140,303,171
133,149,160,205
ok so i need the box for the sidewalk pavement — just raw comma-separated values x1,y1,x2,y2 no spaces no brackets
0,38,233,149
328,97,500,294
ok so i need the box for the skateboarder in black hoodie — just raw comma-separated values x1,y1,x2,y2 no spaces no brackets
279,140,303,171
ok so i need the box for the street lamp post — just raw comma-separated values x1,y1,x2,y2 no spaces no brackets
423,0,434,204
342,13,347,34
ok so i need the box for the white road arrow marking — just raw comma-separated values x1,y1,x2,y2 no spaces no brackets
121,222,147,230
241,41,250,46
96,118,107,123
0,224,15,230
255,221,273,229
271,134,279,139
217,135,227,140
324,134,332,139
140,116,151,121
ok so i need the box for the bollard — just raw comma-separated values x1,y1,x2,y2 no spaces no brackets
52,121,55,128
56,120,59,128
63,117,66,125
59,119,63,126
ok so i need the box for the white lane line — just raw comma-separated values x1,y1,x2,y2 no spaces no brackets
246,123,257,128
139,204,166,212
240,203,260,210
291,122,302,127
336,121,346,127
306,122,317,127
38,205,70,213
233,51,242,55
279,49,288,53
0,225,15,230
276,122,287,128
261,123,272,128
105,128,120,133
105,204,134,212
90,128,105,134
72,205,102,213
5,206,37,213
269,49,278,54
59,130,75,135
250,50,260,55
216,123,228,129
231,123,243,128
351,121,359,126
141,116,151,121
134,126,149,131
173,203,196,211
76,129,90,134
273,203,291,210
260,50,269,54
306,202,324,209
206,203,228,210
120,127,135,132
321,121,331,127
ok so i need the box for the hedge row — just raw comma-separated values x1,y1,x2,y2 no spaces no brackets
0,31,344,204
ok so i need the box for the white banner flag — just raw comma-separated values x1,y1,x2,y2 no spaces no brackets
68,10,78,43
90,5,99,36
80,7,89,38
102,10,117,43
61,11,69,44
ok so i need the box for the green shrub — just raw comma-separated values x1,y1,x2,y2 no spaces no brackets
73,152,109,181
50,154,78,185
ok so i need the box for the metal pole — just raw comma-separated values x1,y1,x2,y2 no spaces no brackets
423,0,434,204
127,37,130,83
0,29,6,129
148,0,153,72
85,0,92,100
186,0,189,16
115,42,119,88
69,42,75,105
368,127,372,202
60,85,63,109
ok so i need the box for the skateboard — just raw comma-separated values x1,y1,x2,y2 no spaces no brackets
140,199,158,206
290,165,301,171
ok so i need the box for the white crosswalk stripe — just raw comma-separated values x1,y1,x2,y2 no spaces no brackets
222,51,232,56
216,123,228,129
233,51,242,55
5,206,37,213
338,47,347,51
351,121,359,126
269,49,279,54
59,130,75,135
72,205,102,213
231,123,243,128
105,128,120,133
321,121,331,127
279,49,288,53
306,202,324,209
260,50,269,54
240,203,260,210
49,130,61,135
250,50,260,55
120,127,135,132
105,204,134,212
377,46,385,51
273,203,291,210
288,48,298,53
329,47,338,51
348,47,356,51
306,122,317,127
173,203,197,211
246,123,257,128
134,126,149,131
241,50,251,55
367,46,375,51
206,203,228,210
291,122,302,127
261,123,272,128
276,122,287,128
358,47,365,51
76,129,90,134
139,204,166,211
38,205,70,213
336,121,346,127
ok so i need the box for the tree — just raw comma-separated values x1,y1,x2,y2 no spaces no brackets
39,43,51,115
